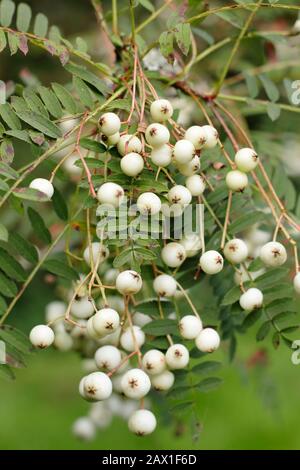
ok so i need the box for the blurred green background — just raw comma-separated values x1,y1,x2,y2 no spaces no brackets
0,0,300,450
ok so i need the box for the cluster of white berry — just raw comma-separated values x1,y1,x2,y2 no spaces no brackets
28,98,299,439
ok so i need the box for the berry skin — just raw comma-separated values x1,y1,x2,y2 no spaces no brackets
239,288,264,311
83,372,113,401
226,170,248,192
106,132,120,146
151,370,175,391
72,417,96,441
202,125,218,148
97,182,124,208
293,272,300,294
168,185,192,206
224,238,249,264
200,250,224,275
29,178,54,199
145,123,170,147
161,242,186,268
260,241,287,267
121,368,151,399
195,328,220,353
185,125,207,150
45,301,66,323
70,296,94,319
116,270,143,295
173,139,195,164
150,99,173,122
132,312,152,327
153,274,177,297
180,234,202,257
235,147,259,172
128,409,157,436
150,144,172,167
94,345,122,371
89,402,112,429
117,134,142,156
29,324,55,349
177,155,200,177
185,174,206,196
83,242,109,267
120,326,145,352
120,152,144,177
142,349,166,375
92,308,120,336
99,112,121,136
179,315,203,340
137,192,161,215
165,344,190,369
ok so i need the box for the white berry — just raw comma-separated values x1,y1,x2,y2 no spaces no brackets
94,345,121,371
120,152,144,177
226,170,248,192
150,144,172,167
161,242,186,268
137,192,161,215
29,178,54,199
260,241,287,267
185,125,207,150
142,349,166,375
72,417,96,441
235,147,259,172
121,368,151,399
106,132,120,146
165,344,189,369
45,301,66,323
151,370,174,391
239,288,264,311
117,134,142,156
173,139,195,164
120,326,145,352
97,182,124,207
83,372,112,400
200,250,224,274
293,273,300,294
99,112,120,136
202,125,218,148
150,99,173,122
128,409,157,436
168,185,192,206
29,324,54,349
195,328,220,353
145,123,170,147
179,315,203,340
92,308,120,336
83,242,109,267
116,270,142,295
180,234,202,257
153,274,177,297
186,174,206,196
132,312,152,327
177,155,200,176
224,238,249,264
71,296,94,319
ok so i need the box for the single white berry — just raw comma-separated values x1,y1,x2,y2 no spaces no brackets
121,368,151,399
177,155,200,176
202,125,218,148
239,288,264,311
71,296,94,319
226,170,248,192
173,139,195,164
117,134,142,156
72,417,96,441
120,152,144,177
151,370,175,391
29,324,55,349
116,270,142,295
99,112,120,136
161,242,186,268
150,144,172,167
63,154,82,176
224,238,249,264
83,372,112,400
103,268,119,285
96,327,122,347
179,234,202,257
293,273,300,294
92,308,120,336
97,182,124,207
179,315,203,340
106,132,120,146
260,241,287,267
120,326,145,352
195,328,220,353
128,409,157,436
153,274,177,297
132,312,152,327
94,345,122,371
235,147,259,172
165,344,189,369
137,192,161,215
29,178,54,199
145,123,170,147
186,174,206,196
168,185,192,206
200,250,224,274
54,331,73,351
89,402,112,429
185,125,207,150
150,99,173,122
45,301,66,323
142,349,166,375
83,242,109,267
